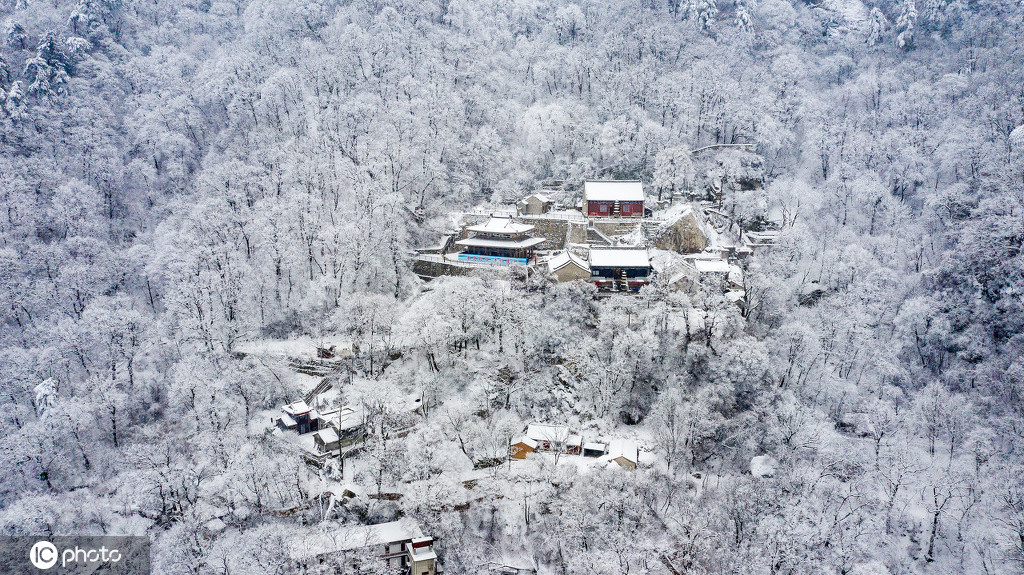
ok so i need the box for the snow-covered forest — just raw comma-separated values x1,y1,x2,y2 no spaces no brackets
1,0,1023,573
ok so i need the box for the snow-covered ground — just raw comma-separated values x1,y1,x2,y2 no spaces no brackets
233,336,353,359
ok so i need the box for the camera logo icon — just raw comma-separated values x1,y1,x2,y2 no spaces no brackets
29,541,58,569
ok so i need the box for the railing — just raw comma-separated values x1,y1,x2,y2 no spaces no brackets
415,253,522,270
589,216,665,225
520,212,587,223
462,208,516,217
460,210,587,224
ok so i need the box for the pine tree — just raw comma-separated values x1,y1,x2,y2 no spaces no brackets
896,0,918,48
23,31,70,97
734,0,752,32
866,7,888,46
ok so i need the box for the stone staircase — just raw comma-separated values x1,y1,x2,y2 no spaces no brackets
587,225,615,246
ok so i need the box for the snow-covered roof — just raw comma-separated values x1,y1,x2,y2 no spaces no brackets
668,263,699,285
319,405,365,431
282,400,311,416
584,180,644,202
566,434,583,447
455,236,546,249
279,413,297,427
588,248,651,269
519,193,552,204
840,413,876,436
315,427,339,444
607,439,638,464
466,217,535,235
290,518,424,561
547,251,589,273
407,541,437,562
526,423,570,443
583,442,606,452
743,230,779,246
728,264,743,284
694,259,730,274
514,436,539,449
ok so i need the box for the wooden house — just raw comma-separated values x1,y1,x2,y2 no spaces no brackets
668,263,700,293
317,405,367,448
583,180,644,218
509,437,538,460
565,434,583,455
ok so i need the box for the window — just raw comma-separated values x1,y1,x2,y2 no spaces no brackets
599,204,608,213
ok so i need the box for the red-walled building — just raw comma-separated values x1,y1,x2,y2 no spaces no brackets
583,180,644,218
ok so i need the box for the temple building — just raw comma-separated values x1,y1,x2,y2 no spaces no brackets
588,247,652,291
583,180,644,218
454,216,546,265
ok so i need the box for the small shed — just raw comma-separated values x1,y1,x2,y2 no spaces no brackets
668,263,700,293
582,442,607,458
693,258,731,275
547,251,590,282
517,193,554,215
510,437,538,460
686,257,732,290
606,439,639,470
565,434,583,455
314,427,340,453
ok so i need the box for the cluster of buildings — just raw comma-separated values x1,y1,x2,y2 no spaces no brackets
277,399,368,463
274,386,423,465
416,178,770,297
266,176,782,573
510,423,640,470
416,179,657,292
543,245,654,291
277,397,437,574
